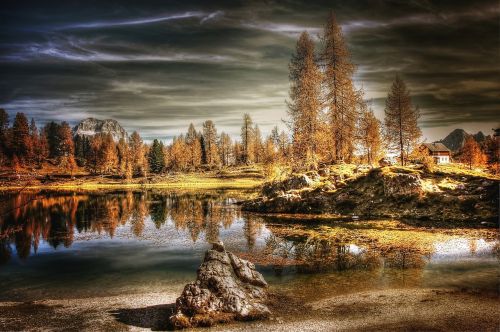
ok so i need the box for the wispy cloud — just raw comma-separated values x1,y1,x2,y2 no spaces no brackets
3,97,93,124
343,3,500,33
57,11,212,30
2,40,233,64
200,11,224,24
242,22,321,38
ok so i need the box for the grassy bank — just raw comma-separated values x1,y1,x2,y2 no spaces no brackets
0,166,265,191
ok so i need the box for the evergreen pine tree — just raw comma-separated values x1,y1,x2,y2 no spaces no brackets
148,139,165,173
0,109,9,164
12,113,31,163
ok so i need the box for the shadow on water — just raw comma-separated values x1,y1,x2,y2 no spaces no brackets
109,303,176,331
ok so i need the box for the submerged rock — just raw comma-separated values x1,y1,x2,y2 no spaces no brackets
169,241,270,329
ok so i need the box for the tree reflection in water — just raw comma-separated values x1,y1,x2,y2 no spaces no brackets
0,191,250,264
258,223,433,275
1,191,494,280
262,235,382,273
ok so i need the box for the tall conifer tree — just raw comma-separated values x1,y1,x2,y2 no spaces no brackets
287,31,322,168
202,120,219,166
241,113,254,164
358,101,382,165
320,12,358,162
384,75,421,165
148,139,165,173
12,113,31,163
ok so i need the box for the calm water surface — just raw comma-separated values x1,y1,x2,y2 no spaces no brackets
0,190,498,302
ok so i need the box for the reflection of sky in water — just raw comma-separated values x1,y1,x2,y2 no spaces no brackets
431,239,495,261
67,215,272,253
348,244,362,255
0,209,273,301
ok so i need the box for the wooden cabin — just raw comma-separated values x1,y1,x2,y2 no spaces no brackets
420,143,452,164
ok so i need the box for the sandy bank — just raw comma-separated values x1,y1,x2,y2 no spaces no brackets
1,288,498,331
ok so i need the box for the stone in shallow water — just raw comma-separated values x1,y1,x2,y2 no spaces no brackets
169,241,270,329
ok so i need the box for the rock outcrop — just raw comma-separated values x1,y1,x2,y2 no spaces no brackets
73,118,128,142
261,173,316,198
242,166,498,223
382,173,422,197
243,173,324,213
169,241,270,329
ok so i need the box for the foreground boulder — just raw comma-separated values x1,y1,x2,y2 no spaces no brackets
169,241,270,329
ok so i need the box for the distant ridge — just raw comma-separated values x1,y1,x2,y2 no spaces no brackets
439,128,486,153
73,118,128,142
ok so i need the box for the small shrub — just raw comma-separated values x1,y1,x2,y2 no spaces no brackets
263,163,291,181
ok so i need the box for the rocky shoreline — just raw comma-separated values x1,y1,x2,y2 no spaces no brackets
1,233,498,331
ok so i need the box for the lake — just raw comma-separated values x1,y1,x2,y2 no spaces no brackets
1,189,497,306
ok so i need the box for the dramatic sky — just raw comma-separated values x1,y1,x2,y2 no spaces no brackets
1,0,498,142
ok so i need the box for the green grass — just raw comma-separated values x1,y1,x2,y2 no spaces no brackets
433,163,498,180
0,166,265,191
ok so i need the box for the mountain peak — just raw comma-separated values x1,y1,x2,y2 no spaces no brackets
473,131,485,142
439,128,487,152
440,129,468,152
74,118,127,142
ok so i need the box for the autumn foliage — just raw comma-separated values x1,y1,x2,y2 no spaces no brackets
460,136,487,169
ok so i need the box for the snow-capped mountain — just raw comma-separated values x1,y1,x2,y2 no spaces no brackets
73,118,128,142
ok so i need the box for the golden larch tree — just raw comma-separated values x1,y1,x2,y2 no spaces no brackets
241,113,254,164
186,123,202,169
321,11,358,162
460,136,487,169
202,120,219,166
287,31,322,169
358,102,382,165
129,131,146,176
384,75,421,166
218,132,232,166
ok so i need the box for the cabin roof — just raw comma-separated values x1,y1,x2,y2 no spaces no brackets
421,142,451,153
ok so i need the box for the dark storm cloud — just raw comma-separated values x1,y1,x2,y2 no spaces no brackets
0,0,498,141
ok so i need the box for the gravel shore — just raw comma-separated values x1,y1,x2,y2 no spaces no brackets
1,288,498,331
